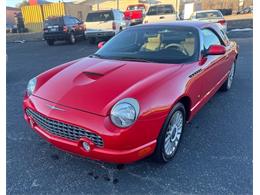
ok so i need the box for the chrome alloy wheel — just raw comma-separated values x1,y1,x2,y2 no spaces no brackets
164,110,184,156
227,63,235,89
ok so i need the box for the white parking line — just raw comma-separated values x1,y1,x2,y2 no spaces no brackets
229,28,253,32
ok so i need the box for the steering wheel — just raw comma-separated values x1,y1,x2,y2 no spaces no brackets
165,43,189,55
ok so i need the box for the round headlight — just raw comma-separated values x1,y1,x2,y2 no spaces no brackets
27,77,37,96
110,98,140,128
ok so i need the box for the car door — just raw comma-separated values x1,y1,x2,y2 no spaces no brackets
200,28,229,99
219,28,235,72
64,16,73,33
72,17,81,37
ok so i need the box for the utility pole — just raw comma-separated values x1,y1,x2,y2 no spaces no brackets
96,0,99,11
175,0,179,14
117,0,119,10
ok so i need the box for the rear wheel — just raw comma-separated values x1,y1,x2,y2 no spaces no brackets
46,39,54,46
221,62,236,91
154,103,186,163
82,32,86,40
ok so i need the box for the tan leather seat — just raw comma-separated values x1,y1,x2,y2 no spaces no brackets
141,34,162,51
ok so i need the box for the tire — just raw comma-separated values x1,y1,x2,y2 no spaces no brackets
69,32,76,44
88,37,96,44
82,32,86,40
221,61,236,91
153,102,186,163
46,39,54,46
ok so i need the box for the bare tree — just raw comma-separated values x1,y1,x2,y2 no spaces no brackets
16,0,29,8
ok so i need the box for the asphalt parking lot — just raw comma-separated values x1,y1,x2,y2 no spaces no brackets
7,30,253,195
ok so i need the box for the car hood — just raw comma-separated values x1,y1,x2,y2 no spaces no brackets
34,57,182,116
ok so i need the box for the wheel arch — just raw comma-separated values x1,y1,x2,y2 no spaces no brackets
235,53,238,61
173,95,192,122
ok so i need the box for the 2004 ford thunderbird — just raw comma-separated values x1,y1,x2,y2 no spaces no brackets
23,22,238,163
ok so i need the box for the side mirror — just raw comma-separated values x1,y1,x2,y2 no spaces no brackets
206,45,226,56
98,41,106,49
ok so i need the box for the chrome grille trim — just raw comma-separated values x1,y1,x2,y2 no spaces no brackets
26,109,104,147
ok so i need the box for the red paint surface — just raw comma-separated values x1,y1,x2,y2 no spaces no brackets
23,23,238,163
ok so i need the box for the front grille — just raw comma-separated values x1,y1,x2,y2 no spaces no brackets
26,109,104,147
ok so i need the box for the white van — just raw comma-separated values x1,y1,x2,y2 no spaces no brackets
143,4,178,24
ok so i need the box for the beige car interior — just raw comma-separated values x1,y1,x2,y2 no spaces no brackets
140,33,195,56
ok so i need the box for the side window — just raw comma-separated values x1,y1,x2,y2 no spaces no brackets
71,17,77,24
73,17,80,24
64,17,73,25
114,11,121,20
220,29,230,45
202,29,223,50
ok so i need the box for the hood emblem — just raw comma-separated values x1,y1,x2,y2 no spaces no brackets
47,104,65,111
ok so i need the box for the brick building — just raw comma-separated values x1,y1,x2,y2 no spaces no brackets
6,7,20,25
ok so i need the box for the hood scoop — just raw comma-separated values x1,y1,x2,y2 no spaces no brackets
73,60,126,85
84,60,125,76
84,71,104,80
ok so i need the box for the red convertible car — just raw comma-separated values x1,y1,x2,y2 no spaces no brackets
23,22,238,163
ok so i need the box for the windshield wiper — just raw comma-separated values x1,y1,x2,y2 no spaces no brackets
115,57,154,63
88,54,103,59
89,55,155,63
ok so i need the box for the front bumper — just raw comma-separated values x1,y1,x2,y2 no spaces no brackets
23,95,161,163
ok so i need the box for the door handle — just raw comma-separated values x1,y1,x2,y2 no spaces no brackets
159,16,165,19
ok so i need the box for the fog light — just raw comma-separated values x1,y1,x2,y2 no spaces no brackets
82,142,90,152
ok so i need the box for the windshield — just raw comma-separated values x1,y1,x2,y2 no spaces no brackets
196,11,222,19
86,11,114,22
44,17,63,26
147,5,175,16
128,5,145,11
95,26,199,64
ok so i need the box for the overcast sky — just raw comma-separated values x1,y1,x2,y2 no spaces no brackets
6,0,73,7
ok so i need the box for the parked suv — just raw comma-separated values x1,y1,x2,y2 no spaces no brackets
85,9,128,44
143,4,178,24
43,16,85,46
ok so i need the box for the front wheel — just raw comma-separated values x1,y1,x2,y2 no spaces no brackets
69,32,76,44
221,62,236,91
153,103,186,163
